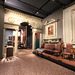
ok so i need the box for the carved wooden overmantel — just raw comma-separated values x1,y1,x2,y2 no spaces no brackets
63,4,75,46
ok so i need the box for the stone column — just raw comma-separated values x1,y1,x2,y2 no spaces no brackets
39,33,43,48
2,28,6,58
32,32,36,51
14,29,18,56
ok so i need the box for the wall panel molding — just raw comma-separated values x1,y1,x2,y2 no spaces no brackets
63,4,75,46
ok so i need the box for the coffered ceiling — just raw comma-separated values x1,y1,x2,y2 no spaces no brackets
4,0,75,18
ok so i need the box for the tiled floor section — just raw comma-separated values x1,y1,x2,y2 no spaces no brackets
0,49,75,75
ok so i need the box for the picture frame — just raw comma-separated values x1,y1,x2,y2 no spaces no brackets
48,25,54,35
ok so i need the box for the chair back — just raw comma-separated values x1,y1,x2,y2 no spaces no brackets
41,42,44,48
44,44,55,50
44,44,51,49
50,44,55,50
56,43,61,51
66,44,72,53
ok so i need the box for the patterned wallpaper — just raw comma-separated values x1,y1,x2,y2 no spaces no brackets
4,8,42,28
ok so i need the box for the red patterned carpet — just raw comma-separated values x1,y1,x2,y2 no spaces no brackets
0,49,75,75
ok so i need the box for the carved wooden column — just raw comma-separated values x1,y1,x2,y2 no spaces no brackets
14,29,18,56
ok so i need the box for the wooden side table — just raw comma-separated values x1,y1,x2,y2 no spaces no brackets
71,49,75,59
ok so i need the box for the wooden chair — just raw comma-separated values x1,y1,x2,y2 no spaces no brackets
44,44,55,54
62,44,72,59
53,43,62,56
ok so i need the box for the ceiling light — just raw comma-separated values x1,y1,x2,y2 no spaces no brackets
29,24,30,25
5,0,7,2
35,12,39,15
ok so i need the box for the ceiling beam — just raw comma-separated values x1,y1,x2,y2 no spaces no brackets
35,0,50,14
66,0,75,5
55,0,65,6
5,5,45,19
69,0,74,2
47,5,62,16
18,0,48,13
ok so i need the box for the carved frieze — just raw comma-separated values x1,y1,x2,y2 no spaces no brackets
4,8,42,28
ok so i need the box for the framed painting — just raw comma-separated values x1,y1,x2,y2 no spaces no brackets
45,22,57,38
48,25,54,35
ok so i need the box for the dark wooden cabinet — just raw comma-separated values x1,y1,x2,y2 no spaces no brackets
6,47,13,57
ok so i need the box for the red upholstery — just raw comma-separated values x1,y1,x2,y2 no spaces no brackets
62,52,71,55
44,44,55,53
50,44,55,50
44,44,51,49
44,44,55,50
45,49,53,52
41,42,44,48
53,50,60,53
66,44,72,53
56,43,62,51
62,44,72,58
53,43,62,55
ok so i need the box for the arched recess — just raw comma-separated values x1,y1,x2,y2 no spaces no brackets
3,22,20,57
3,22,42,57
19,22,32,49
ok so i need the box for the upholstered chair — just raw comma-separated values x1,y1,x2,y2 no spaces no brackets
53,43,62,56
41,42,45,48
44,44,55,54
62,44,72,59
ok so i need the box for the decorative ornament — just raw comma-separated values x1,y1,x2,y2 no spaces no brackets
8,17,15,23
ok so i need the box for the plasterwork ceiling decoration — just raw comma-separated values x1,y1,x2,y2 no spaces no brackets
4,8,42,28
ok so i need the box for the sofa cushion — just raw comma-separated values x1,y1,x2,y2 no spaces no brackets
53,50,60,53
44,44,51,49
62,52,71,55
36,48,44,52
45,49,53,52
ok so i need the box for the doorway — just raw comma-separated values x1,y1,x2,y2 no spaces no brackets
35,32,39,49
19,22,32,49
4,29,21,57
